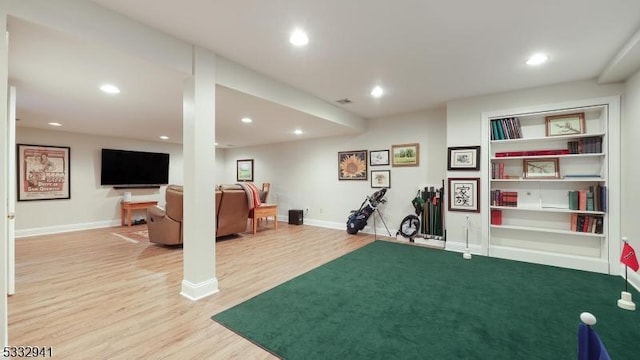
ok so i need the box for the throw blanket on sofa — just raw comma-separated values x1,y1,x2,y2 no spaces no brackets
236,182,262,210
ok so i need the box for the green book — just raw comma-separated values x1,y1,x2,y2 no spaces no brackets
568,191,579,210
587,192,594,211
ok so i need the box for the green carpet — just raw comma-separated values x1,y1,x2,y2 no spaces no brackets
212,241,640,359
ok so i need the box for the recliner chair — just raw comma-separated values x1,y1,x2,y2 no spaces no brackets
146,185,183,245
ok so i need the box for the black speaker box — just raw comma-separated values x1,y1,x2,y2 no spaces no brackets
289,210,304,225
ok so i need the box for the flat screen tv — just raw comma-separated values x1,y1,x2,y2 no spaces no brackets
100,148,170,187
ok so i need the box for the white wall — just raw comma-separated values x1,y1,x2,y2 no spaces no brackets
622,70,640,288
223,107,447,234
15,127,183,236
446,79,624,252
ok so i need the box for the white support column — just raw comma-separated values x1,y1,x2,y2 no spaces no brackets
181,46,218,300
1,8,10,346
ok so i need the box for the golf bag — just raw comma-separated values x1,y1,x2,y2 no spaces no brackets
346,188,387,234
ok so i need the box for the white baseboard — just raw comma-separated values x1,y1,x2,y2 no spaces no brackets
180,278,219,301
15,220,120,238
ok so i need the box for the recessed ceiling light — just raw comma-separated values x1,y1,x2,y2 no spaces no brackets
526,53,548,66
241,117,253,123
294,129,303,135
371,86,384,98
48,122,62,127
159,135,169,140
214,142,219,146
100,84,120,94
289,28,309,46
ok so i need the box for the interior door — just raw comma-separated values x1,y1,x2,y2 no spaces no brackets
7,85,15,295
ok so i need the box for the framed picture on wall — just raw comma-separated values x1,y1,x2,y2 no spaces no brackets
369,149,390,166
338,150,368,180
371,170,391,188
17,144,71,201
391,143,419,167
236,159,254,182
448,177,480,212
447,146,480,170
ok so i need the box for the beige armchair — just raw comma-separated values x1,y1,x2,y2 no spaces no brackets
146,185,183,245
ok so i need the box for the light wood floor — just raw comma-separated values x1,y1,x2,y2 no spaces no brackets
8,222,376,359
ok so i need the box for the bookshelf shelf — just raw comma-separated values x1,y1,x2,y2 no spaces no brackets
491,153,604,160
490,205,605,215
483,98,619,274
490,178,605,182
490,132,606,144
490,224,605,237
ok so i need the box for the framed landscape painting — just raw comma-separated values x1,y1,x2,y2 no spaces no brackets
17,144,71,201
391,143,419,167
237,159,254,182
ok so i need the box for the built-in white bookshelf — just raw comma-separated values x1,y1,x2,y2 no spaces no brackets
481,97,620,274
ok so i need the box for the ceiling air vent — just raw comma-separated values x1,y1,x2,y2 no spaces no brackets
335,98,352,105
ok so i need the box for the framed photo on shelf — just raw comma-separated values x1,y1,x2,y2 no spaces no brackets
369,149,390,166
545,113,585,136
17,144,71,201
523,158,560,179
236,159,254,182
391,143,419,167
447,146,480,170
338,150,368,180
448,177,480,212
370,170,391,188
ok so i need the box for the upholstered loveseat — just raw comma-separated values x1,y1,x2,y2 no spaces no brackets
146,184,251,245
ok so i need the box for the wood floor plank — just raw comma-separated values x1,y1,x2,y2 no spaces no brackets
8,222,376,359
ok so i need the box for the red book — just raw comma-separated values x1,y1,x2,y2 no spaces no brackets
491,209,502,225
578,190,587,211
570,213,577,231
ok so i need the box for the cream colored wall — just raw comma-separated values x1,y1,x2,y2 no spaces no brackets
15,128,184,236
224,107,447,233
446,79,624,251
16,108,446,237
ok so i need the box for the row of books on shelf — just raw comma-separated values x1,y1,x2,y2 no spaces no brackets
490,190,518,207
495,149,569,157
490,117,522,140
491,163,518,179
570,214,604,234
568,186,607,212
490,209,604,234
567,136,602,154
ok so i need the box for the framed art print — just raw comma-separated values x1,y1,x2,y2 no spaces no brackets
448,146,480,170
338,150,367,180
523,158,560,179
545,113,585,136
448,177,480,212
391,143,419,167
236,159,254,182
370,170,390,188
369,149,390,166
17,144,71,201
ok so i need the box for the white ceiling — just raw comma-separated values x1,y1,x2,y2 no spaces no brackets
8,1,640,147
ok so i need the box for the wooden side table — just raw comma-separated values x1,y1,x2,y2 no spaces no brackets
121,201,158,227
251,204,278,234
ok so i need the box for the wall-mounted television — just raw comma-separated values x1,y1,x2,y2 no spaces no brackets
100,148,170,188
